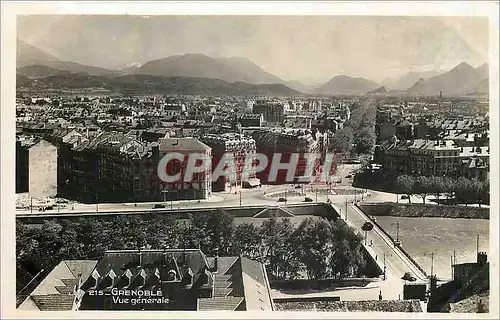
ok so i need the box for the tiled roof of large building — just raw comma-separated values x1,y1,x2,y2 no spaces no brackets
81,249,214,292
30,294,76,311
20,250,273,312
18,260,98,311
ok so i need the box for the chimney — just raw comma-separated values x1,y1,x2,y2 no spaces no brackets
477,252,487,265
430,275,438,292
152,143,159,158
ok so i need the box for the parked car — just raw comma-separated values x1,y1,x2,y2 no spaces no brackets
45,205,54,210
153,204,166,209
400,195,409,199
345,174,352,178
294,185,302,189
278,197,287,202
402,272,417,282
303,197,313,202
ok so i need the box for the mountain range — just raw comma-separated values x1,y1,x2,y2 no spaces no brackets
16,40,489,97
314,76,379,95
407,62,488,96
382,70,442,91
123,54,283,85
17,40,117,76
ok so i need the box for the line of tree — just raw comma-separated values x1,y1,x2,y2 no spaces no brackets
395,174,489,206
330,98,377,156
16,213,367,293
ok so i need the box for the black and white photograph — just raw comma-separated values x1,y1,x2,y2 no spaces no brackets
1,1,498,318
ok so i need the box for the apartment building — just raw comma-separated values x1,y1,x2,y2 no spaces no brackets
200,133,259,191
252,128,321,184
375,139,489,181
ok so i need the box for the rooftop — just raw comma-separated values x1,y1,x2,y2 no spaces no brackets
159,137,211,152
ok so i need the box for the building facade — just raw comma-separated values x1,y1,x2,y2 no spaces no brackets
375,139,490,181
252,101,285,125
16,138,58,198
252,128,322,184
200,133,258,192
158,137,212,200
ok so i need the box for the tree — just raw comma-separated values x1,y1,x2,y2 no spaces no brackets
206,209,235,255
414,176,431,204
481,180,490,205
330,220,366,279
232,223,262,261
469,179,484,207
142,214,182,249
292,217,334,280
259,218,299,280
180,213,212,253
455,177,473,206
330,127,354,155
428,176,445,202
396,174,415,203
355,126,376,155
442,177,456,201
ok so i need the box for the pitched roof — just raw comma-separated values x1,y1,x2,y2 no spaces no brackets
31,294,75,311
18,260,97,311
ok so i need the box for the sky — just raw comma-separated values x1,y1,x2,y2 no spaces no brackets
17,15,489,84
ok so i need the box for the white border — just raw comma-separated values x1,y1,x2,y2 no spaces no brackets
2,1,499,319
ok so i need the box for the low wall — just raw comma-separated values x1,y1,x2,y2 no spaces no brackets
270,278,378,291
273,296,340,303
359,203,489,220
274,299,423,312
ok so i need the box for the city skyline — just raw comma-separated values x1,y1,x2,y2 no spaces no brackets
17,15,488,84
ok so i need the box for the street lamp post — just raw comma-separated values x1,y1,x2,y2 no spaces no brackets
383,253,386,280
345,197,348,221
162,189,167,207
239,191,242,207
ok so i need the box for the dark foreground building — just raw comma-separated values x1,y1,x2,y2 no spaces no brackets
18,249,274,311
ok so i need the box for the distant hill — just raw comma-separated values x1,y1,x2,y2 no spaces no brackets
383,70,441,91
17,64,72,78
17,40,117,77
467,77,489,96
17,73,301,96
476,63,489,79
284,80,318,94
126,54,284,85
367,86,387,95
22,73,109,89
407,62,484,96
315,75,379,95
16,74,32,87
17,40,60,67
